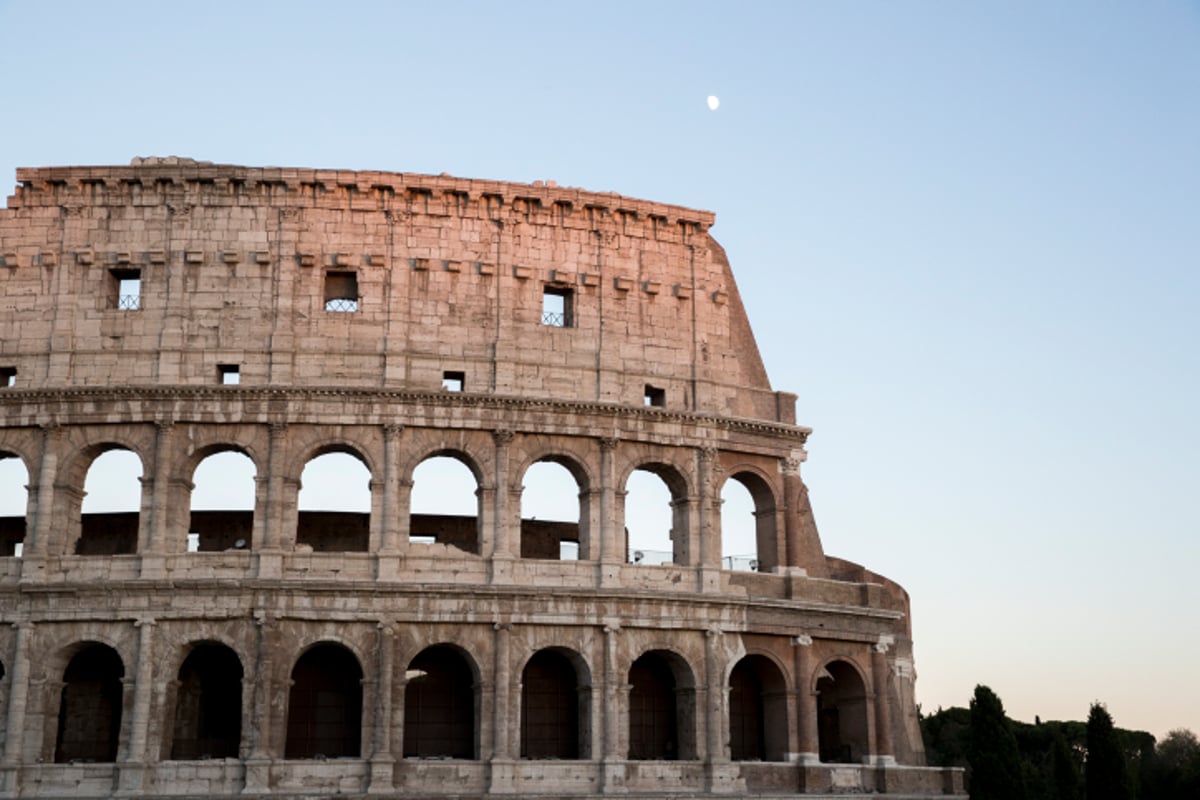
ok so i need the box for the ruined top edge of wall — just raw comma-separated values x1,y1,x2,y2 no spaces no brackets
7,162,717,229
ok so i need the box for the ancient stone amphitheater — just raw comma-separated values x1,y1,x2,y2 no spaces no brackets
0,159,964,798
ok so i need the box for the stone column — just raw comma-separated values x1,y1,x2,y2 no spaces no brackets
378,424,403,555
243,612,273,792
703,627,742,792
2,622,33,767
258,422,288,577
368,623,396,793
26,423,64,561
489,430,515,583
697,446,721,592
143,421,174,554
117,618,156,792
781,454,804,572
600,623,626,793
792,635,819,763
872,642,895,765
488,621,516,793
596,438,621,587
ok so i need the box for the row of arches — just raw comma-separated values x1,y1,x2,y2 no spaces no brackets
29,641,870,765
0,440,780,569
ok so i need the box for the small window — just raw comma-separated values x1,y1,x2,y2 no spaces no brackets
186,533,200,553
644,385,665,407
218,364,241,385
410,534,436,545
442,371,464,392
559,541,579,561
112,269,141,311
0,367,15,387
542,286,573,327
325,271,359,312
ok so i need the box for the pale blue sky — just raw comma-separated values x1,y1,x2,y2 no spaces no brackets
1,1,1197,739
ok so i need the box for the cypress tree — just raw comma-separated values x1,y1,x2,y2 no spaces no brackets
967,685,1028,800
1085,703,1131,800
1052,728,1080,800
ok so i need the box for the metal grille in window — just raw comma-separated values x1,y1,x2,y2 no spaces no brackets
324,271,359,313
542,309,565,326
542,287,572,327
117,293,141,310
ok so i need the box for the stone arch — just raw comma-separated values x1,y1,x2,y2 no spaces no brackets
74,444,145,556
0,449,30,557
284,641,364,759
296,446,373,553
719,467,781,572
815,658,870,764
187,447,257,552
403,643,479,759
519,646,591,759
622,460,692,566
54,642,125,763
168,641,244,759
408,449,485,556
728,653,789,762
517,454,589,561
627,648,697,760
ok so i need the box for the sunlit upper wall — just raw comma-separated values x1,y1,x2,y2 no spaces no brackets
0,161,795,423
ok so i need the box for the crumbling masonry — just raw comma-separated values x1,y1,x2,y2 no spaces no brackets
0,160,965,798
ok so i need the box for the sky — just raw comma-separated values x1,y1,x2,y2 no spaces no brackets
1,1,1198,740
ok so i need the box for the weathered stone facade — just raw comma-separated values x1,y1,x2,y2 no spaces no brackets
0,160,964,798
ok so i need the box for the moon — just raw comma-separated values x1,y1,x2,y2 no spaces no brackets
707,95,720,111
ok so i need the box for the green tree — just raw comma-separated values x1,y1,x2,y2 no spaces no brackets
967,685,1028,800
1052,729,1080,800
1086,703,1131,800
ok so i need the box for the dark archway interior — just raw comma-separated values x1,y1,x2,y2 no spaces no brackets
170,643,244,759
284,643,363,759
729,654,789,762
817,660,869,764
55,644,124,763
628,651,678,760
404,645,475,759
521,649,580,759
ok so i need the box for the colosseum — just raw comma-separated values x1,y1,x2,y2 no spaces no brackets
0,159,964,799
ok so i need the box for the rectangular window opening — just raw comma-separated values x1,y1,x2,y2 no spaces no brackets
219,364,241,385
410,534,436,545
644,384,665,407
0,367,15,388
559,541,580,561
442,371,465,392
111,269,141,311
186,532,201,553
324,271,359,312
541,286,573,327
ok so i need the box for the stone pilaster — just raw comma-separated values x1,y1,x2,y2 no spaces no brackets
792,634,819,764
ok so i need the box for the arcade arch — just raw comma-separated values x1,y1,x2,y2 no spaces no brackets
728,654,789,762
408,454,481,555
78,448,143,555
54,643,125,763
403,644,477,759
169,642,244,759
188,450,256,552
284,642,363,759
520,648,588,759
520,460,583,560
817,659,870,764
0,453,28,556
627,649,696,760
296,450,371,552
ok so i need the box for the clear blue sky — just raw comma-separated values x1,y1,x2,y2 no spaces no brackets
2,1,1197,739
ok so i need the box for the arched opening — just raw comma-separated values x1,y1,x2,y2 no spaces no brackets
403,645,476,759
284,643,363,759
521,648,586,759
628,650,695,760
297,451,370,552
729,655,789,762
721,472,779,572
0,453,28,556
817,660,869,764
520,460,582,560
55,643,124,763
188,451,256,552
409,455,480,555
78,448,143,555
624,466,684,565
169,642,244,759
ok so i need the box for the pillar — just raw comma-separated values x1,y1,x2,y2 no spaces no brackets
488,621,516,793
117,618,156,792
489,430,514,583
697,446,721,592
872,642,895,765
2,622,33,766
243,612,273,793
368,623,396,793
781,454,804,572
792,635,819,764
258,423,288,578
596,437,620,587
26,423,63,560
600,623,626,793
378,424,403,555
143,421,174,554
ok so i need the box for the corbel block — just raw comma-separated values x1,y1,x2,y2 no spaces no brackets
40,252,57,268
711,290,728,305
643,280,662,295
254,250,271,264
443,260,462,273
76,249,95,265
550,268,575,285
298,253,316,267
580,272,600,287
185,250,205,265
477,262,495,276
148,250,167,265
613,276,633,292
513,265,533,280
366,253,386,266
674,283,692,299
222,250,240,264
411,258,430,271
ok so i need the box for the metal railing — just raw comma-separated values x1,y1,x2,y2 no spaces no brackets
541,310,565,327
116,294,141,311
325,297,359,313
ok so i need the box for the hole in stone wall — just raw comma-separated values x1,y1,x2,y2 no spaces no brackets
409,455,480,555
78,449,143,555
285,643,363,759
520,460,581,560
624,469,674,565
55,644,125,763
0,454,28,556
190,450,256,552
169,643,244,760
297,451,371,552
